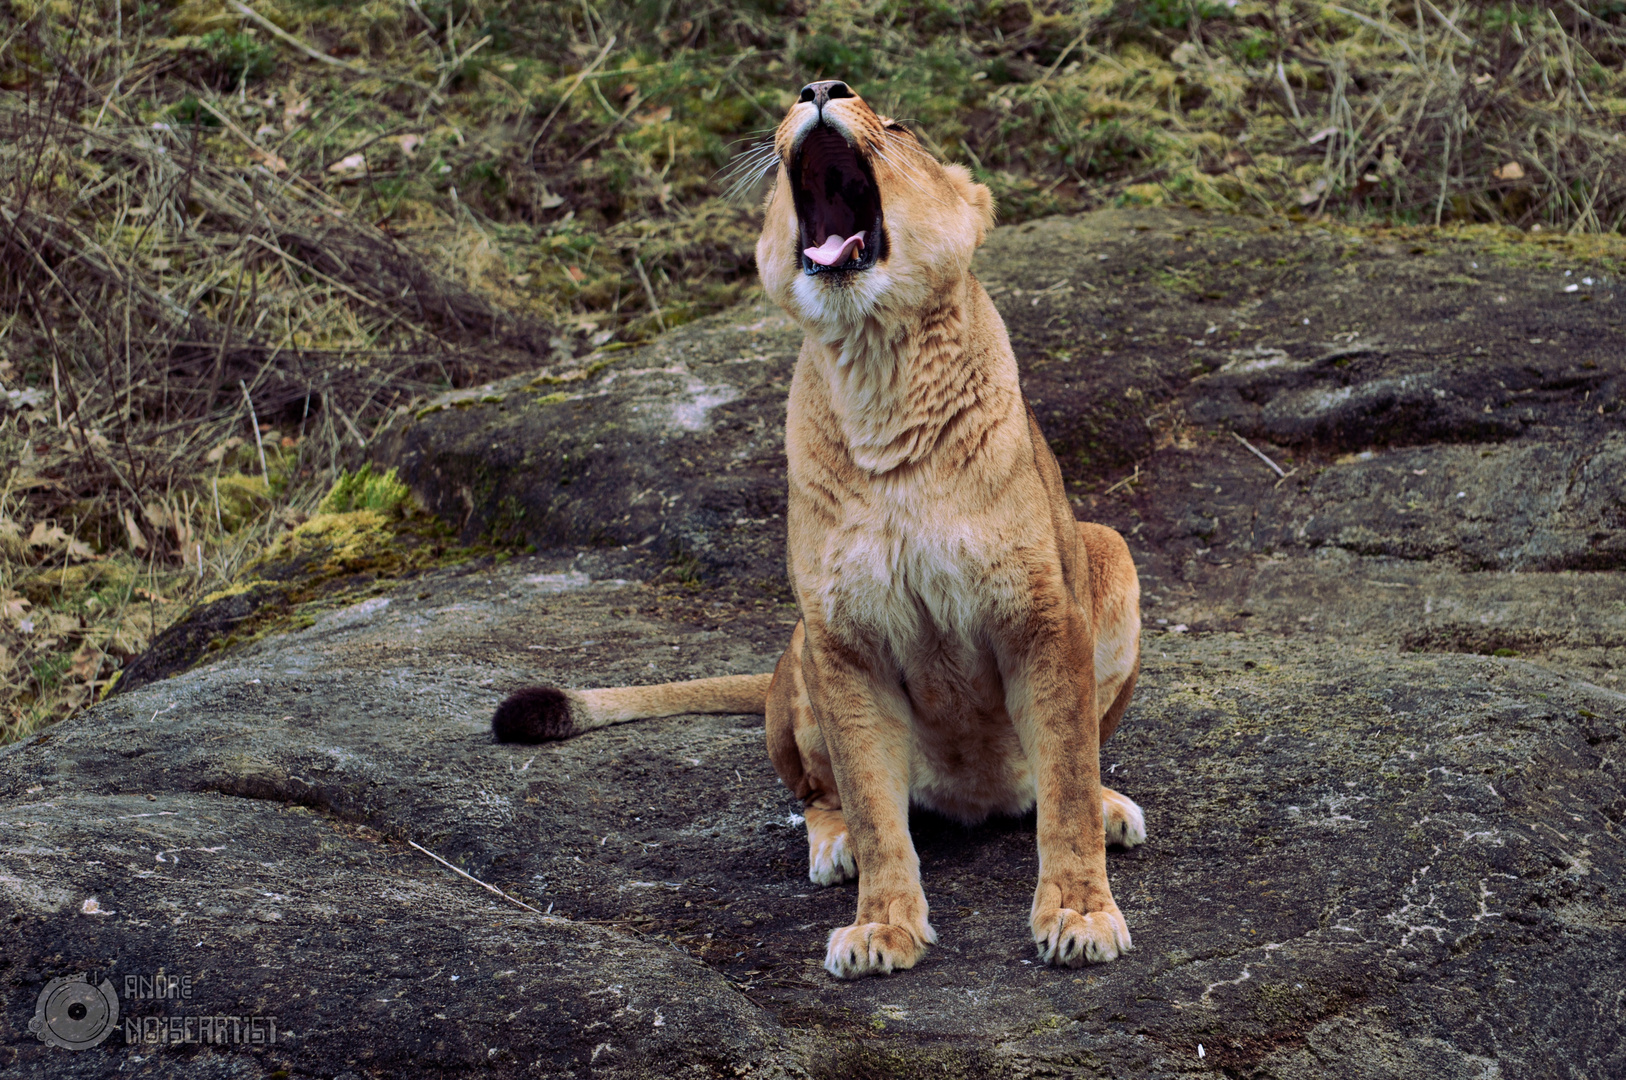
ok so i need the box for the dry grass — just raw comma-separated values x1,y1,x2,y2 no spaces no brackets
0,1,550,740
2,0,1623,742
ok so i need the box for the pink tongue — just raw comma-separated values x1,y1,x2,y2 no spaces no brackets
804,232,865,267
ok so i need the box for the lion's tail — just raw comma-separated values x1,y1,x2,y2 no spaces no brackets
491,674,773,744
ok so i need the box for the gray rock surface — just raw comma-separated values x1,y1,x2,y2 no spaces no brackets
372,311,803,594
4,209,1624,1078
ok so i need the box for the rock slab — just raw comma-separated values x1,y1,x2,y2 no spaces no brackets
4,210,1624,1078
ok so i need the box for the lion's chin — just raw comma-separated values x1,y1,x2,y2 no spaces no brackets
792,124,886,277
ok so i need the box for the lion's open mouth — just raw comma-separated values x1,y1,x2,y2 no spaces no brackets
792,124,884,276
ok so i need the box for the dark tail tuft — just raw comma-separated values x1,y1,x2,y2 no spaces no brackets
492,686,577,743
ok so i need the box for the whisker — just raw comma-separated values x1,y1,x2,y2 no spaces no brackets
717,138,780,195
723,166,776,203
718,139,781,203
720,137,777,170
870,142,931,188
723,131,778,155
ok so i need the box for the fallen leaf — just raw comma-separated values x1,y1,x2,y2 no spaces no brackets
27,521,68,549
65,538,96,562
567,265,586,283
328,153,368,175
1,594,30,622
634,105,673,126
1493,161,1524,181
5,387,48,410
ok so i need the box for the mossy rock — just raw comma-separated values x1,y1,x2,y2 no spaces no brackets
115,468,485,693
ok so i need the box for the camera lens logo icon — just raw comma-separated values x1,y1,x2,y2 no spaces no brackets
29,975,120,1050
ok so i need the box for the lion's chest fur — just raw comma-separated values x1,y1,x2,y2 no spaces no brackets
789,347,1049,822
823,484,1041,822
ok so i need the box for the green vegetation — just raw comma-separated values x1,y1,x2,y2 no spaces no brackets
3,0,1624,740
316,463,412,515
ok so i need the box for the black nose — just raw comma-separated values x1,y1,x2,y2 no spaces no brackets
798,80,854,108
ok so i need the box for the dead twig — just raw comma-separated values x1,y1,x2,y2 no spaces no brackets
527,34,616,163
407,839,559,918
1231,431,1286,478
1102,464,1141,496
632,256,666,332
225,0,444,104
195,97,286,172
239,380,268,478
567,90,646,164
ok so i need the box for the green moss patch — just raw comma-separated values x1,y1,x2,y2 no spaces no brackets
114,468,494,694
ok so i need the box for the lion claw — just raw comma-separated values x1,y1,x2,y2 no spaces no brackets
1033,907,1132,966
824,920,936,978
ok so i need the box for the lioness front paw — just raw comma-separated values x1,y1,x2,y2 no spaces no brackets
1102,788,1147,848
1032,905,1132,966
824,919,936,978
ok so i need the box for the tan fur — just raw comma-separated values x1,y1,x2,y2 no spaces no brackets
522,84,1146,978
560,675,773,733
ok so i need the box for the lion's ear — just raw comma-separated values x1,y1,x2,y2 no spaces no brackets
942,163,996,245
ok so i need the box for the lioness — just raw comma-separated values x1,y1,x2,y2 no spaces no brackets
494,80,1145,978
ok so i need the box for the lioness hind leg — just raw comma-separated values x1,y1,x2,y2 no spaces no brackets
805,805,855,885
1103,786,1147,848
764,622,856,886
1076,522,1141,743
1078,521,1148,851
1098,665,1148,848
